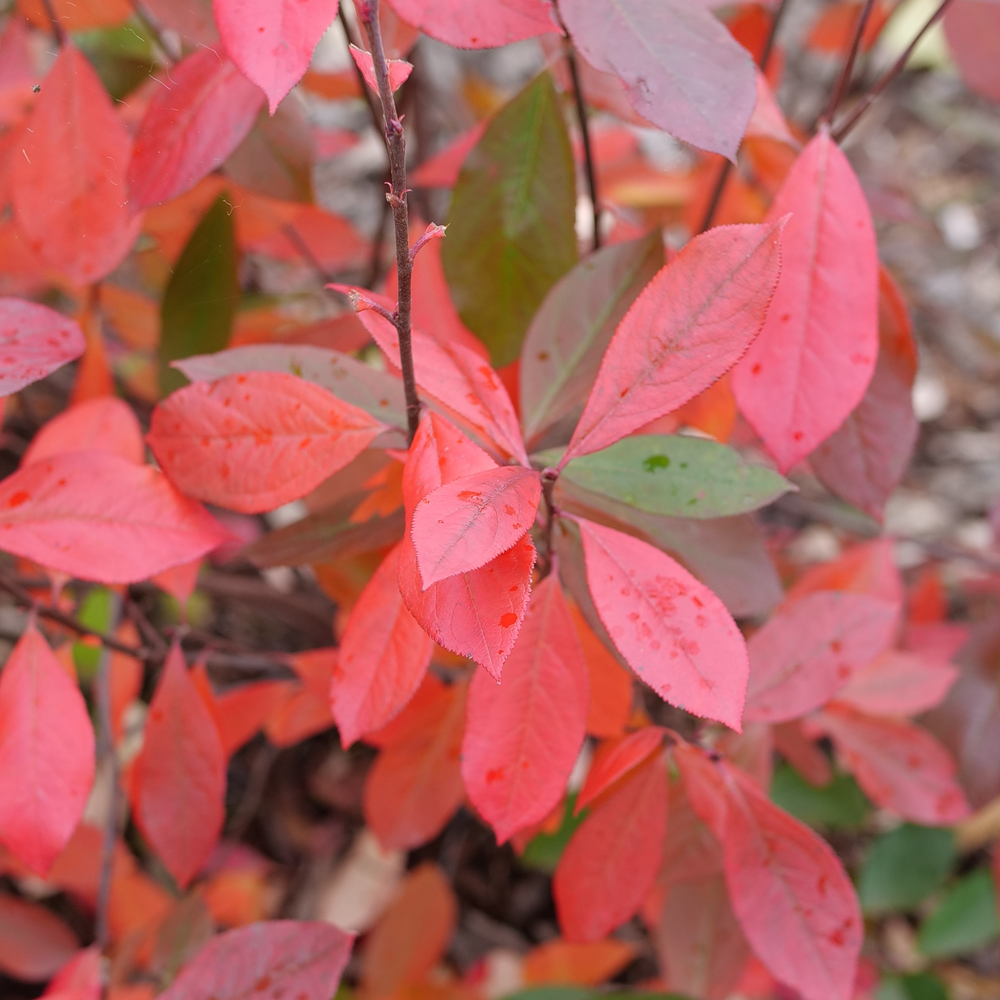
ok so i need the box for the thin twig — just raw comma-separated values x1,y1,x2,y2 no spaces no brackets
832,0,956,142
699,0,792,233
820,0,877,125
94,640,119,953
561,36,601,250
38,0,67,45
357,0,421,444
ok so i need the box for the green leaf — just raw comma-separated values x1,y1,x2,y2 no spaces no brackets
74,20,156,100
519,794,587,873
770,762,869,829
876,973,949,1000
160,195,239,395
918,869,1000,957
537,435,791,519
72,586,115,679
502,989,592,1000
443,72,577,367
520,232,664,448
859,824,955,914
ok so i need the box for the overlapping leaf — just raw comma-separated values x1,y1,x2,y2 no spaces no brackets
385,0,558,49
0,300,85,398
576,727,665,812
23,396,144,466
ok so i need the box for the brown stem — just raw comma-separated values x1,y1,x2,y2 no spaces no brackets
820,0,877,125
38,0,67,45
94,641,119,954
832,0,956,142
357,0,421,444
699,0,792,233
539,468,560,578
564,43,601,250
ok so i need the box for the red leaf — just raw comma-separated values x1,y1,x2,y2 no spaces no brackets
148,371,386,514
264,650,336,748
944,1,1000,103
159,920,353,1000
0,300,84,398
522,938,636,986
720,763,862,1000
816,704,970,825
576,727,665,813
772,721,833,787
834,650,957,717
348,44,413,93
129,49,265,209
553,753,667,942
0,893,78,981
0,450,230,584
343,288,527,464
731,131,879,472
23,397,144,466
11,46,139,284
743,591,899,723
411,465,541,587
409,121,487,188
0,623,94,875
562,220,785,464
43,946,101,1000
364,675,467,850
194,665,294,757
570,601,633,739
559,0,756,158
213,0,339,114
131,644,226,888
384,0,558,48
788,537,903,609
811,267,919,520
332,542,434,747
398,413,535,679
462,574,589,843
573,516,749,731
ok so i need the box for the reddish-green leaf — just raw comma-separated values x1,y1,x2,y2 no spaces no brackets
385,0,558,49
573,516,748,730
743,592,899,723
131,644,226,888
816,704,970,826
0,300,84,398
562,220,785,465
11,46,138,284
159,921,353,1000
731,131,879,472
23,397,144,466
129,49,265,209
462,574,589,843
553,754,667,942
0,450,228,583
148,371,386,514
213,0,339,113
411,466,541,587
332,542,434,747
364,675,467,850
576,727,665,813
398,412,534,679
0,894,78,981
559,0,756,158
0,624,94,875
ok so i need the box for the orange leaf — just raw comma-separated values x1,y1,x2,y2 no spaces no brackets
522,937,635,985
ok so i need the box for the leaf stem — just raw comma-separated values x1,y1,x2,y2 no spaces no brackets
820,0,877,125
565,43,601,250
357,0,421,445
832,0,956,142
539,467,560,578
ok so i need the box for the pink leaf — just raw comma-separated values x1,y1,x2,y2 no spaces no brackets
23,396,144,466
554,753,667,942
340,286,527,464
462,574,589,843
573,516,749,731
559,0,756,158
576,727,665,813
834,650,958,717
384,0,558,48
0,450,230,584
816,704,970,825
944,1,1000,104
743,591,899,724
410,465,541,588
0,300,84,398
398,412,534,679
0,623,94,875
129,49,265,209
348,44,413,92
562,220,785,464
11,46,139,285
720,762,862,1000
131,644,226,888
148,371,387,514
332,542,434,747
42,945,101,1000
731,130,879,472
0,894,78,982
746,70,797,146
213,0,339,114
158,921,353,1000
